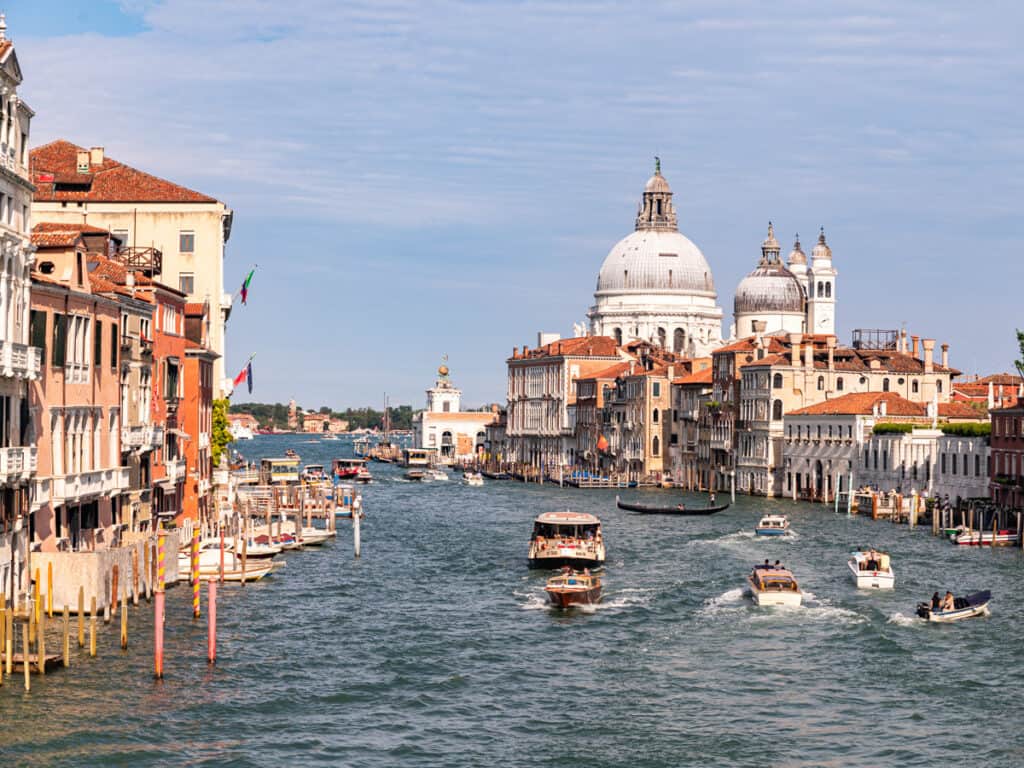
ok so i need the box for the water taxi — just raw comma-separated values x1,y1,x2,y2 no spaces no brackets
405,469,428,482
948,526,1020,546
545,569,601,609
333,458,372,483
301,464,329,483
462,471,484,487
176,547,277,582
528,511,605,569
402,447,435,467
755,514,790,536
259,457,301,485
916,590,991,622
425,468,449,481
747,564,802,607
848,550,895,589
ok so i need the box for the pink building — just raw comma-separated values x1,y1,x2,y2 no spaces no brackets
29,228,129,552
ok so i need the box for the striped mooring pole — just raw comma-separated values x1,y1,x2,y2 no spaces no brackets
191,529,201,619
154,531,166,679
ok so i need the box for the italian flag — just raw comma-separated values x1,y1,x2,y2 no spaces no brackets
240,269,255,305
233,358,254,394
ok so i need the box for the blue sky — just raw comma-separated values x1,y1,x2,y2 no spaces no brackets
12,1,1024,408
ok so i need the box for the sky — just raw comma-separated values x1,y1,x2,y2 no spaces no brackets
11,1,1024,409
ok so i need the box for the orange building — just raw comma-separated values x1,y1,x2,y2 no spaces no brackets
181,302,217,524
148,279,188,520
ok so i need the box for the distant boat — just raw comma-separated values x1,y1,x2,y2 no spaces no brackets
755,514,790,536
615,496,730,515
462,471,484,487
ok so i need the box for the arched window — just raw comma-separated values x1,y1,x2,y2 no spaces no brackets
773,373,783,389
772,400,783,420
937,380,943,393
912,380,919,394
817,281,824,297
883,378,890,392
613,327,622,345
817,376,824,391
652,435,660,456
652,408,659,424
673,328,685,353
836,377,844,391
656,199,662,215
657,327,667,348
825,282,831,298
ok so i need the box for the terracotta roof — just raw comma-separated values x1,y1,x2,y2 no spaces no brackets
33,222,113,235
789,391,984,420
30,140,218,204
976,373,1022,385
938,402,984,419
673,368,713,385
513,336,620,361
184,302,206,315
31,231,81,248
88,256,154,287
581,362,633,381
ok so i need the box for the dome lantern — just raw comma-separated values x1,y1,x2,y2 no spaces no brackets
635,157,678,232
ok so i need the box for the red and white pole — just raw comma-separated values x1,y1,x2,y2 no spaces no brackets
154,531,166,679
207,579,217,665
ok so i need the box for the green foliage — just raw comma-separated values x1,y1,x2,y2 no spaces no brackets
229,401,291,429
872,422,913,434
1016,329,1024,381
212,398,234,465
228,402,417,431
940,422,991,437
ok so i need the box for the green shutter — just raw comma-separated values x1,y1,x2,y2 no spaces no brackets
94,320,102,368
52,314,66,368
110,322,118,369
30,310,47,363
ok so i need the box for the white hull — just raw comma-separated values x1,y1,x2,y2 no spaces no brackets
749,586,803,607
926,604,990,622
848,559,895,589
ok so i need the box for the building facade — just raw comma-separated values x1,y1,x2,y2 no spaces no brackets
29,140,233,393
990,405,1023,510
413,364,495,463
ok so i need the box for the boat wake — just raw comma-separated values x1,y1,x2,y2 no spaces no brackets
515,586,653,613
687,531,755,548
798,591,865,625
697,587,747,617
886,612,923,628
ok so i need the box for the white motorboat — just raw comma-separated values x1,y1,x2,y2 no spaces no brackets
948,526,1020,546
425,468,449,481
177,547,277,582
462,471,484,487
917,591,991,622
298,527,335,546
848,550,895,589
755,514,790,536
747,564,802,607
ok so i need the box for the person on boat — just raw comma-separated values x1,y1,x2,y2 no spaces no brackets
941,591,955,611
709,491,716,503
931,592,941,610
774,560,782,569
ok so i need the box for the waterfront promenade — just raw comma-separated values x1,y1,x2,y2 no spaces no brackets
1,434,1022,767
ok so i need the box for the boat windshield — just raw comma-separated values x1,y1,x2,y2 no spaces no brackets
533,523,600,539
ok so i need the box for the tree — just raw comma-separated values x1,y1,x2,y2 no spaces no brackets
212,398,234,465
1016,329,1024,381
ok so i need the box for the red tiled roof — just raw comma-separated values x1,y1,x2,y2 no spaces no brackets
184,302,206,315
789,391,984,420
30,140,218,204
33,222,112,235
938,402,984,419
976,373,1022,385
88,256,155,287
673,368,713,385
514,336,620,360
580,362,632,380
31,231,81,248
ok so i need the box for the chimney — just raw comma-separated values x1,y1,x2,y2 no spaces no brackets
789,333,803,367
629,361,636,376
76,150,90,174
922,339,935,374
911,335,920,358
512,346,518,359
826,335,836,371
667,364,675,381
988,382,995,410
941,343,949,368
804,342,814,370
89,146,105,166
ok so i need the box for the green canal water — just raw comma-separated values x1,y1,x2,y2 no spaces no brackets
1,434,1023,767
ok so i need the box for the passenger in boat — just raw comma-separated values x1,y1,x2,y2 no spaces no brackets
941,591,955,611
709,492,716,504
773,560,782,570
931,592,941,610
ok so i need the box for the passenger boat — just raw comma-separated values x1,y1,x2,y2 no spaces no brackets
615,496,730,515
755,514,790,536
747,564,802,607
528,511,605,569
948,526,1020,546
848,550,894,589
916,590,992,622
259,457,301,485
545,569,602,609
333,458,371,481
301,464,329,483
462,471,484,487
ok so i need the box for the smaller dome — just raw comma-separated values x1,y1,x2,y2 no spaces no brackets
788,234,806,266
812,227,832,260
644,171,671,194
438,364,449,377
734,260,806,316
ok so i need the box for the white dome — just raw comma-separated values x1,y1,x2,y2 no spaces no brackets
734,261,805,315
596,229,715,294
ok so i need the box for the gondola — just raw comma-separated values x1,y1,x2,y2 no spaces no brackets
615,496,731,515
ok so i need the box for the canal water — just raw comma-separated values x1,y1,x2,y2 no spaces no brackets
2,434,1023,767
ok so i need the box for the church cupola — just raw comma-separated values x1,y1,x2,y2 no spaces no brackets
635,157,679,232
760,221,781,264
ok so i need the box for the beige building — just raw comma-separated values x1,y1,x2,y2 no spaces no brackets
413,364,495,463
29,140,233,394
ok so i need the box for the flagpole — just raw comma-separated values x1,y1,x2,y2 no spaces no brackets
230,263,259,305
227,353,257,399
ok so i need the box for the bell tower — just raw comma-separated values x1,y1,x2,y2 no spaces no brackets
807,228,837,335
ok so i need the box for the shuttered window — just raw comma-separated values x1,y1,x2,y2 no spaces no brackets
52,313,67,368
30,310,47,364
94,320,103,368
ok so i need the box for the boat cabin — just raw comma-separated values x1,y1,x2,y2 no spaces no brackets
532,512,602,542
259,457,300,485
750,567,799,592
301,464,328,482
528,511,606,568
402,448,435,467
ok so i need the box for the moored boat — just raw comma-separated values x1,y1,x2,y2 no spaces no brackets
333,457,370,481
848,549,895,589
301,464,329,483
916,590,991,622
545,569,602,609
755,514,790,536
747,564,802,607
528,511,605,569
948,526,1020,546
615,496,730,515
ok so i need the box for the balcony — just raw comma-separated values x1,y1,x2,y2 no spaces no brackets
121,424,164,451
165,458,187,483
0,446,36,480
0,341,42,380
52,467,129,502
112,246,162,276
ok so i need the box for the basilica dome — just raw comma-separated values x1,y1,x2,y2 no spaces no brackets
596,228,715,294
734,260,805,315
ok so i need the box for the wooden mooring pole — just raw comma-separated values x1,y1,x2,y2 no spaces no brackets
77,586,85,647
63,606,70,668
89,597,97,658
